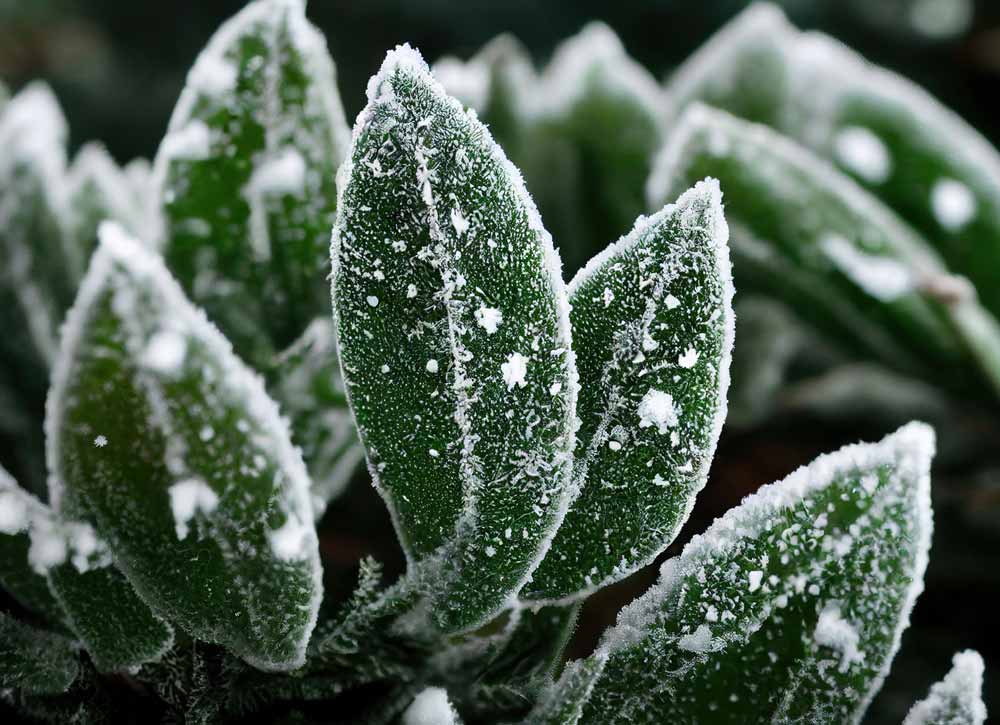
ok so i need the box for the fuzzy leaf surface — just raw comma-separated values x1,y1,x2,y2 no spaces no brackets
332,45,577,632
0,612,79,695
649,104,1000,396
546,422,934,724
904,650,987,725
47,223,321,671
524,180,733,602
154,0,350,363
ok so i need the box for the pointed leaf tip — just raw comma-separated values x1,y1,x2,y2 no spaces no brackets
48,222,322,670
904,650,987,725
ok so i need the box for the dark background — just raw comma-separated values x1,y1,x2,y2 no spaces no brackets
3,0,999,722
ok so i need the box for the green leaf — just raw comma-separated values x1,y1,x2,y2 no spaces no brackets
0,82,80,373
526,658,604,725
523,180,733,602
669,3,1000,323
64,143,145,266
47,222,322,671
267,318,363,517
518,23,667,273
649,104,1000,397
0,612,79,695
332,45,577,632
1,462,172,671
547,422,934,724
0,465,69,625
153,0,350,363
904,650,987,725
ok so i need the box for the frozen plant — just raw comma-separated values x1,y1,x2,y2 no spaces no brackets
0,1,991,723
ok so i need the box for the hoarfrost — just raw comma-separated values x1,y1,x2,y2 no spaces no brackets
930,178,976,232
502,352,529,390
904,650,987,725
637,389,678,434
403,687,459,725
813,603,865,673
833,126,891,184
168,478,220,540
820,233,914,302
475,305,503,333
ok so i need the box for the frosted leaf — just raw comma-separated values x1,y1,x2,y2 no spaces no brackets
153,0,351,364
1,463,173,671
332,45,577,632
0,612,79,695
267,318,363,519
403,687,460,725
648,104,1000,397
668,3,1000,322
523,180,732,603
0,82,81,372
517,22,669,273
549,422,934,723
904,650,987,725
46,223,321,671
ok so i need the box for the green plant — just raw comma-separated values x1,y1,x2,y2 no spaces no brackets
0,1,992,723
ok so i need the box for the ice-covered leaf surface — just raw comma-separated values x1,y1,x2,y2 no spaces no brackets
65,142,145,265
267,318,363,517
154,0,350,364
47,222,322,671
0,82,80,373
1,463,172,671
332,45,577,632
668,2,1000,320
0,612,79,695
904,650,987,725
649,104,1000,396
518,23,667,273
524,180,733,602
548,422,934,724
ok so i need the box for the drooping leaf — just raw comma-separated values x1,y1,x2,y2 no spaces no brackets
518,23,668,273
544,422,934,724
648,104,1000,397
266,318,363,518
1,462,172,671
64,142,145,265
331,45,577,632
668,2,1000,322
0,612,79,695
153,0,351,364
47,222,322,671
903,650,987,725
523,179,733,602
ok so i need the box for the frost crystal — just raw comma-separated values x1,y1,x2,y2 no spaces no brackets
168,478,220,540
502,352,529,390
637,389,679,434
904,650,987,725
813,603,865,673
403,687,459,725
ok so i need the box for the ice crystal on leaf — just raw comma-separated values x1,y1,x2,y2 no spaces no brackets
904,650,987,725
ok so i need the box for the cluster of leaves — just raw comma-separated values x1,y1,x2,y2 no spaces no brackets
0,1,992,723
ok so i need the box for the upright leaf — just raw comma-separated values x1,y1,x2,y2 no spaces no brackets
267,318,363,517
64,142,145,265
153,0,351,363
332,45,577,632
668,2,1000,321
0,612,79,695
47,222,322,670
904,650,987,725
543,422,934,724
524,180,733,602
519,23,668,273
649,104,1000,397
1,462,173,671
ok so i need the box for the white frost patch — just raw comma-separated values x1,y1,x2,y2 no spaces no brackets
820,233,913,302
678,624,714,653
502,352,529,390
426,359,439,373
748,569,764,592
161,120,211,161
603,287,615,307
0,490,29,534
403,687,458,725
141,329,188,375
834,126,891,184
168,478,220,540
813,603,865,673
94,435,108,448
366,295,379,308
637,388,678,434
904,649,986,725
189,52,238,96
678,347,699,369
931,178,976,231
450,206,470,236
664,294,680,310
269,514,311,561
247,148,307,197
27,519,68,574
475,305,503,334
